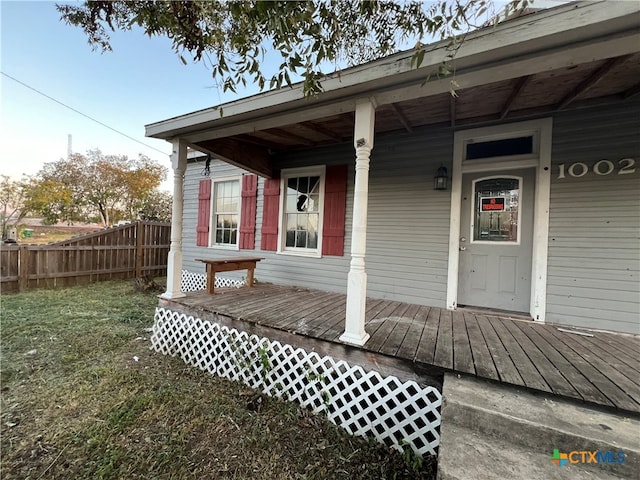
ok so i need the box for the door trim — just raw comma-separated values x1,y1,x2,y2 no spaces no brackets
446,118,552,322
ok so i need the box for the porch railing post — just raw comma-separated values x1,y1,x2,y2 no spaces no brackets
341,98,376,346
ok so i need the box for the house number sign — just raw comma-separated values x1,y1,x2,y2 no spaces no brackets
557,158,636,179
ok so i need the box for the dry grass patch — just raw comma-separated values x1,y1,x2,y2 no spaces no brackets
1,280,436,479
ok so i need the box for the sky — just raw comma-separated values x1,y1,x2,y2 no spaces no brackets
0,1,264,191
1,1,564,192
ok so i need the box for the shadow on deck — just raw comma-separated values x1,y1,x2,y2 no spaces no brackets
159,283,640,415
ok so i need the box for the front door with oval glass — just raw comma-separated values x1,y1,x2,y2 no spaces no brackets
457,169,535,312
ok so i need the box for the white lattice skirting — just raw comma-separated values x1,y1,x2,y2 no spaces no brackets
180,269,245,292
151,307,442,456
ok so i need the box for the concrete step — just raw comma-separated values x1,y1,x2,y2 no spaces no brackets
438,424,628,480
437,374,639,480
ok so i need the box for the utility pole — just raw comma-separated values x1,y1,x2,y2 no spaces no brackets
67,134,72,159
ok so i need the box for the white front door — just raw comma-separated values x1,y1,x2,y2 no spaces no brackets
457,169,535,312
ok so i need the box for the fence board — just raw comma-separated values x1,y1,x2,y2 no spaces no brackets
0,221,170,292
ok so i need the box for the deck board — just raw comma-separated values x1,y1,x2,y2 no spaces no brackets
367,302,411,352
464,313,499,381
517,322,615,408
160,284,640,413
545,327,640,411
379,303,421,357
395,305,429,360
452,311,475,374
475,315,524,385
433,310,453,370
415,307,440,365
500,318,579,398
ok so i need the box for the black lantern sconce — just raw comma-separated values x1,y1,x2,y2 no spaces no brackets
433,165,448,190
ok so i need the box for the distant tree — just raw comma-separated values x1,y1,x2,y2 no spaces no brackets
23,178,76,225
28,151,167,226
58,0,528,97
137,190,173,223
0,175,30,239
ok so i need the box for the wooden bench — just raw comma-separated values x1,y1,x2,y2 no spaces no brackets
195,257,264,294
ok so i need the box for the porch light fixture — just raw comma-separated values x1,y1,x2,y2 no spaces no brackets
434,165,448,190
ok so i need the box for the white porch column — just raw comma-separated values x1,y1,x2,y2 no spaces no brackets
161,140,188,299
340,98,376,346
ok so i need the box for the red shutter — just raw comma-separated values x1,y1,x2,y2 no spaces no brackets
239,174,258,249
322,164,348,256
196,179,212,246
261,177,280,251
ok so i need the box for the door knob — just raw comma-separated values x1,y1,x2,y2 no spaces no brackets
459,246,466,251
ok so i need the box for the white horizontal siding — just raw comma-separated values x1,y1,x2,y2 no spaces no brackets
546,100,640,334
179,126,453,306
176,100,640,335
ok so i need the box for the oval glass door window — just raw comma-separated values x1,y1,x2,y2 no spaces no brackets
473,177,520,242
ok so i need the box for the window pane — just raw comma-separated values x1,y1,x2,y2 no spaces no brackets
215,229,223,244
230,214,238,229
216,215,224,229
473,178,519,242
466,137,533,160
285,229,295,247
223,229,230,244
230,229,237,245
308,176,320,195
230,181,239,198
307,231,318,249
308,194,319,212
295,230,307,248
308,214,318,233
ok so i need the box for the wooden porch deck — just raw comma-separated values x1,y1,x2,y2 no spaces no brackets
160,284,640,415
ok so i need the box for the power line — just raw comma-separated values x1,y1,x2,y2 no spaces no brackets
1,71,169,156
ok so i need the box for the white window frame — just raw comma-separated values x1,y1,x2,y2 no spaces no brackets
277,166,326,258
470,175,523,246
208,175,242,250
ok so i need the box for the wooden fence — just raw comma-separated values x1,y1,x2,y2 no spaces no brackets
0,221,171,292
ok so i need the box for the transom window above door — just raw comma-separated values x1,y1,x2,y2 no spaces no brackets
472,177,521,243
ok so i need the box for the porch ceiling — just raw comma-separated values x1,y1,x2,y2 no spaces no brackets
192,52,640,176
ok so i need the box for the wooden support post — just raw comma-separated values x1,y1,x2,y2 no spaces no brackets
135,220,144,278
341,98,376,347
161,140,188,299
18,245,29,292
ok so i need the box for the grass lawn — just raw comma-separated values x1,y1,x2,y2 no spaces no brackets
0,280,436,480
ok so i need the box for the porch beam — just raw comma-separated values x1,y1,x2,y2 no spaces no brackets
500,75,531,119
622,82,640,100
300,121,343,142
161,139,188,300
234,133,285,151
194,138,273,178
263,127,315,146
341,98,376,347
389,103,413,133
556,55,631,110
